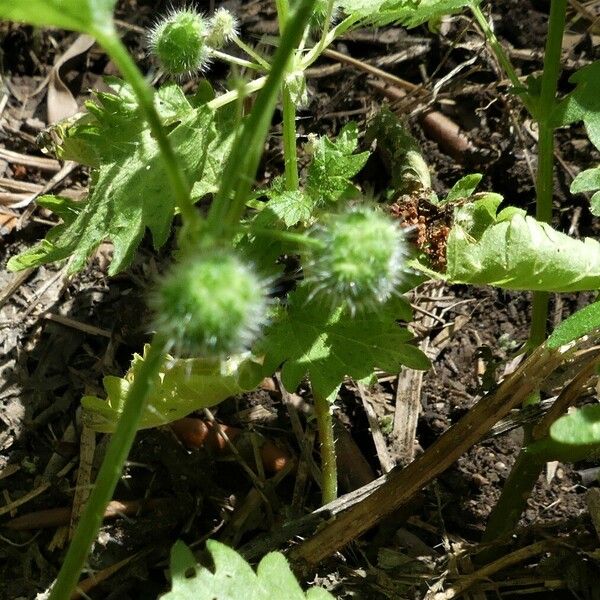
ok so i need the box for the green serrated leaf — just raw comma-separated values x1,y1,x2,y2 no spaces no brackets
8,81,235,275
306,122,370,205
263,124,369,228
0,0,116,33
81,346,263,432
446,197,600,292
349,0,475,27
268,190,314,227
547,301,600,349
161,540,335,600
258,287,429,399
554,61,600,150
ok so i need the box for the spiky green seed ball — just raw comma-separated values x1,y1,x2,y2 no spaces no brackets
307,207,408,311
148,9,209,76
207,8,239,48
152,251,267,355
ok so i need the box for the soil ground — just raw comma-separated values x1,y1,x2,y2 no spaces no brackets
1,1,600,599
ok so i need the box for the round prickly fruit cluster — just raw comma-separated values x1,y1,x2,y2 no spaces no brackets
148,8,209,76
306,207,408,311
152,250,267,356
207,7,239,48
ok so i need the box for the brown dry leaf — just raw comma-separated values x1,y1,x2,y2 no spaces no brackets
47,34,95,124
0,212,18,236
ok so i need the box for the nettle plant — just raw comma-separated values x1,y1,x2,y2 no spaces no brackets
3,0,600,596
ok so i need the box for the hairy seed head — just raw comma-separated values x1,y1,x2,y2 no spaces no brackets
207,8,239,48
148,8,209,76
152,250,268,356
306,207,408,312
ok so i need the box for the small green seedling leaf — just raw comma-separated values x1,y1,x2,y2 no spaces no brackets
0,0,116,34
554,61,600,150
265,124,369,227
528,405,600,463
571,166,600,216
442,173,483,205
161,540,335,599
446,196,600,292
547,301,600,349
258,286,430,399
551,405,600,450
8,80,235,275
306,122,370,205
81,346,263,432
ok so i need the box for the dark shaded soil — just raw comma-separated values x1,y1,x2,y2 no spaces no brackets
1,1,599,599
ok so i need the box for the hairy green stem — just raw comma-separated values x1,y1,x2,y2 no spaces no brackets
470,4,524,93
232,35,271,70
282,84,300,190
483,0,567,544
207,0,317,236
208,76,267,110
529,291,551,349
49,338,169,600
313,390,338,504
275,0,300,191
94,28,198,227
528,0,567,347
210,48,264,71
275,0,290,29
301,14,360,69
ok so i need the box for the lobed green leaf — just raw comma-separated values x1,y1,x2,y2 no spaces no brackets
446,196,600,292
264,123,369,228
343,0,476,27
8,80,235,275
81,346,263,432
258,287,430,399
161,540,334,600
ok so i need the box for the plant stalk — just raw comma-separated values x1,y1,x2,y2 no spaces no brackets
282,84,300,190
313,389,338,504
481,450,546,544
94,29,198,227
528,0,567,347
49,338,169,600
470,4,523,93
483,0,568,544
232,35,271,70
207,0,316,236
275,0,300,191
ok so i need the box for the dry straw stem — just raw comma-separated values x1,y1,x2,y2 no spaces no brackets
290,344,567,569
429,540,552,599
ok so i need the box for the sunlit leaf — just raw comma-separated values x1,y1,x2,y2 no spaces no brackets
161,540,335,599
81,346,263,432
258,287,429,399
446,196,600,292
0,0,117,34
